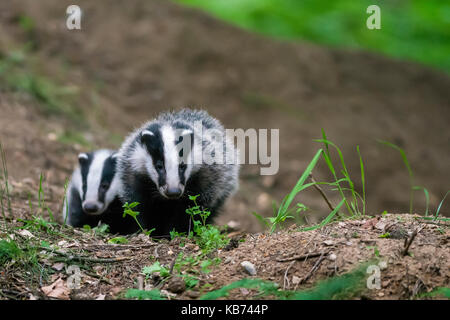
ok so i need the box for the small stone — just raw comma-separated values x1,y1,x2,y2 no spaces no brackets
328,253,337,261
167,276,186,294
323,240,334,246
241,261,257,276
375,221,387,231
240,288,250,296
378,261,388,270
292,276,301,285
160,289,177,299
187,290,200,299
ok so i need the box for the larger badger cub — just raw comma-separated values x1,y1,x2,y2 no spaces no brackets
117,109,239,237
63,149,137,234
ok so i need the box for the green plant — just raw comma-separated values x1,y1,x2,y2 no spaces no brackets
0,239,23,266
142,261,170,279
185,195,229,252
266,149,324,233
315,130,366,217
299,199,345,232
122,202,155,236
253,131,369,234
125,288,165,300
38,173,55,221
421,287,450,299
18,215,58,234
108,236,129,244
0,141,12,223
435,190,449,219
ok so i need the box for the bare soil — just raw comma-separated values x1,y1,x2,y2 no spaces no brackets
0,0,449,300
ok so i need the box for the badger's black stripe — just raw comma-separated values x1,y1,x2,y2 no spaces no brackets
79,153,93,201
98,154,117,202
173,121,193,186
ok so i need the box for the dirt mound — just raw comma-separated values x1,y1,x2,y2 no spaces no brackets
1,213,448,300
0,0,449,301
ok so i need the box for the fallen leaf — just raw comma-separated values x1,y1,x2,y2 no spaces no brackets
52,263,65,271
18,230,35,239
41,278,70,300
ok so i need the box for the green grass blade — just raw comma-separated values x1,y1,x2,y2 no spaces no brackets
377,140,414,214
435,190,450,219
271,149,323,233
300,198,345,232
357,145,366,216
412,186,429,216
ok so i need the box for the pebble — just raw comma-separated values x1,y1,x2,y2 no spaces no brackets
167,276,186,293
241,261,257,276
292,276,301,285
328,253,337,261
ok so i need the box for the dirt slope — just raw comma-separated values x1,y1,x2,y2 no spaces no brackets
0,0,449,300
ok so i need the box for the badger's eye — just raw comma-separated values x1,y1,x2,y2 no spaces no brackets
155,161,164,171
100,182,110,190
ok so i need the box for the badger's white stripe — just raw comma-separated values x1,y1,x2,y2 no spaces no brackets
85,150,110,203
161,125,180,189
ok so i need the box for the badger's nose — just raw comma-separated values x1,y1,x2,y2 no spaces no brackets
83,202,100,214
166,187,182,199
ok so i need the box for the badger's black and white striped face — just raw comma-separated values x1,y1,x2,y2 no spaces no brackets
133,123,195,199
77,150,119,215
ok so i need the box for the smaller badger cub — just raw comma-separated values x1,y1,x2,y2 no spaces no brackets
62,149,136,234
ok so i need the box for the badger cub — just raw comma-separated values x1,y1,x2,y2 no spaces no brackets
117,109,239,237
63,149,137,234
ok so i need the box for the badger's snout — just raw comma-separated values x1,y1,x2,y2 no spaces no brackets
159,185,184,199
166,187,182,199
82,201,104,215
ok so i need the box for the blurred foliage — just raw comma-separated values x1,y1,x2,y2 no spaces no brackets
176,0,450,72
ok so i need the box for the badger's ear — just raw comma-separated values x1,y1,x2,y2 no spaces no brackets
110,152,119,163
78,153,89,165
140,130,155,145
180,129,194,148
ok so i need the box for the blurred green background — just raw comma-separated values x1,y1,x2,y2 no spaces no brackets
176,0,450,72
